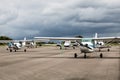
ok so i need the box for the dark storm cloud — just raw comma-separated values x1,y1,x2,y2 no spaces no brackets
0,0,120,39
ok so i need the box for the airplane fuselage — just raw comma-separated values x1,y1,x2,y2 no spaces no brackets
80,46,94,53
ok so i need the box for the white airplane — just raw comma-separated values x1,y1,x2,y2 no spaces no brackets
0,37,34,52
57,40,78,49
34,33,120,58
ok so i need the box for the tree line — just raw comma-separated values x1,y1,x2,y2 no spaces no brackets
0,36,12,45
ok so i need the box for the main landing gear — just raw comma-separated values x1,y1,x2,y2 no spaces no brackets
74,53,103,58
74,53,87,58
100,53,103,58
74,52,87,58
107,48,110,52
9,49,27,52
74,53,77,58
84,53,87,58
24,49,26,52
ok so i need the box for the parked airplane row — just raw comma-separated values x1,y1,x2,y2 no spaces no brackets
0,33,120,58
34,33,120,58
0,37,35,52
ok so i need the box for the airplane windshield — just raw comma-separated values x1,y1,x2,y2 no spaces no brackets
81,39,92,42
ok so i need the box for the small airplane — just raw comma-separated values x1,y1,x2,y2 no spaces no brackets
56,40,78,49
34,33,120,58
0,37,35,52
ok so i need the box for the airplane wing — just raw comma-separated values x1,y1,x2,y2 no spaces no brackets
34,37,82,41
34,36,120,42
0,39,34,43
93,37,120,41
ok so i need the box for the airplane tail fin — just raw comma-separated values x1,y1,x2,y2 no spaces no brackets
22,37,26,47
95,33,98,38
24,37,27,41
94,33,98,48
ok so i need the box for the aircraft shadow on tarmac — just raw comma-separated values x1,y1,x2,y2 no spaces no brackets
29,56,120,59
66,77,86,80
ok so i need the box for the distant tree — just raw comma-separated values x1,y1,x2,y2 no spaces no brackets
36,42,46,46
75,35,83,44
0,36,12,45
75,35,83,38
0,36,12,40
48,41,55,44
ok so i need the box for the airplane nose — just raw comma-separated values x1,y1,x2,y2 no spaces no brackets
85,44,88,47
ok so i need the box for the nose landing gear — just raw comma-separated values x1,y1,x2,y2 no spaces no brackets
100,53,103,58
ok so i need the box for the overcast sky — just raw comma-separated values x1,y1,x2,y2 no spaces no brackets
0,0,120,39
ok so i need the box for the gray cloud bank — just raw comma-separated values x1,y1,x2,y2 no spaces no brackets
0,0,120,39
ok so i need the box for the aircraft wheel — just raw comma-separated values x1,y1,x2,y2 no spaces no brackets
84,54,87,58
100,53,103,58
10,49,12,52
24,49,26,52
74,53,77,58
15,50,16,52
107,49,110,52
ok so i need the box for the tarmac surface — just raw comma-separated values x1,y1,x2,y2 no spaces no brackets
0,45,119,80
